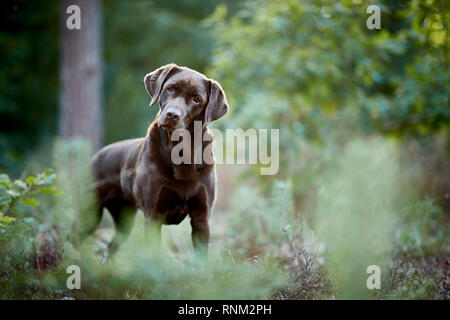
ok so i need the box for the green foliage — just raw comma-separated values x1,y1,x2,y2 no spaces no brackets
0,169,60,225
394,197,448,257
0,212,16,227
313,138,400,299
208,0,449,139
226,180,295,257
0,168,62,299
0,168,61,257
0,215,35,284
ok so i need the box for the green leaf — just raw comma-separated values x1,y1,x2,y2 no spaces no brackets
0,174,11,186
14,180,28,190
7,189,21,198
0,213,16,227
36,173,56,185
22,217,34,225
25,176,37,186
21,198,40,207
39,186,63,196
0,185,11,207
10,201,27,213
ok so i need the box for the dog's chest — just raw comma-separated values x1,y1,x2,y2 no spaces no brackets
154,181,203,225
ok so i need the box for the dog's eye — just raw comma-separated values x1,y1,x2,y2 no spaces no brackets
193,96,201,104
167,87,174,93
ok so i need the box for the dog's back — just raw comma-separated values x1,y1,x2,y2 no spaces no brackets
92,138,143,203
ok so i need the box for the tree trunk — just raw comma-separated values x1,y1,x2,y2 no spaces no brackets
59,0,102,151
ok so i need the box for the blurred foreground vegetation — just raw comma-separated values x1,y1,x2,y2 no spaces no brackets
0,0,449,299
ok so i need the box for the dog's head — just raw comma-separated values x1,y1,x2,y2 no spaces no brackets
144,63,228,130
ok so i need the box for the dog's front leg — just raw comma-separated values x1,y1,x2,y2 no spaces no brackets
190,215,209,257
188,187,210,257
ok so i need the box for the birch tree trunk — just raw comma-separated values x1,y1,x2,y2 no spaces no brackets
59,0,102,151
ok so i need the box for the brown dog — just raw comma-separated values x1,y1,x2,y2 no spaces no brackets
90,63,228,255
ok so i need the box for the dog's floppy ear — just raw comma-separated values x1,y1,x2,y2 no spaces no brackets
205,80,229,125
144,63,177,106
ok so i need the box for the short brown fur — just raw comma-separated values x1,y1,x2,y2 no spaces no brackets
89,64,229,255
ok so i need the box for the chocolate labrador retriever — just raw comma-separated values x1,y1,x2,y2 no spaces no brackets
90,63,228,255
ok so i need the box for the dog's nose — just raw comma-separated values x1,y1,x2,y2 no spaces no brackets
166,111,180,122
